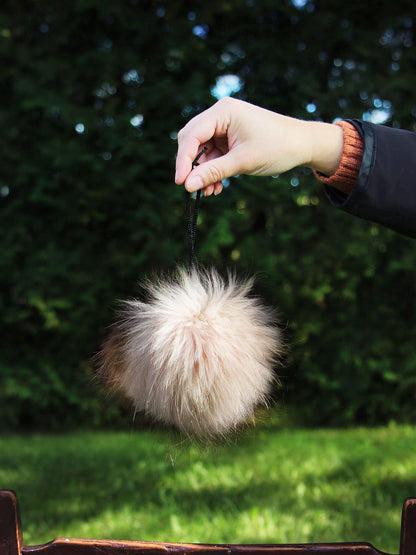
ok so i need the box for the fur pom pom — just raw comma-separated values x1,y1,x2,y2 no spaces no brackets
98,267,282,437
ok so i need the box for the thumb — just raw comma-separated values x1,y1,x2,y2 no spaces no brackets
184,151,241,192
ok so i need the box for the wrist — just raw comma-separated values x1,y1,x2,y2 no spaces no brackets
305,121,344,176
314,121,364,195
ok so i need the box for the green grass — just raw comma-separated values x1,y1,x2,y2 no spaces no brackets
1,419,415,554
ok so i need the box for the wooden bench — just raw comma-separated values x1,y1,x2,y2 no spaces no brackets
1,490,415,555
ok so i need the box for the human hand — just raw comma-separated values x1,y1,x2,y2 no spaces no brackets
175,97,343,196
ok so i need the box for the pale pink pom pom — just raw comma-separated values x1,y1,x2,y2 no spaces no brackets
98,267,282,437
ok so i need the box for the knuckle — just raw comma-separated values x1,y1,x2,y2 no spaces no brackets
217,96,234,109
206,164,223,184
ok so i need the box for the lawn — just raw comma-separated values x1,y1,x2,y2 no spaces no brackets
1,418,415,554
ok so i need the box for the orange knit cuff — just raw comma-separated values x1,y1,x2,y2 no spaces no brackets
314,121,364,196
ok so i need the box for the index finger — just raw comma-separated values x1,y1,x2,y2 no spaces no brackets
175,110,218,184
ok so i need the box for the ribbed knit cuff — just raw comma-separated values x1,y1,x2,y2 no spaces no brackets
314,121,364,196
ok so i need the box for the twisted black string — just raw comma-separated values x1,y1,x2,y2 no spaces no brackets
186,146,207,270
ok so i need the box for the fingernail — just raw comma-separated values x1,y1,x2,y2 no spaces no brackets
186,175,204,192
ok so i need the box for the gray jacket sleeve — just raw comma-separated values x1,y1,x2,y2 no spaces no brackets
324,119,416,239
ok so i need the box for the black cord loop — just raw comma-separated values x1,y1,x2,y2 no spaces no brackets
186,146,207,270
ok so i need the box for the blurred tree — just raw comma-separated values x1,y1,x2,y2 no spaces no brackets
0,0,415,429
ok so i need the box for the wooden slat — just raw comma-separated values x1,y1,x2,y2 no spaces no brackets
0,490,23,555
22,539,386,555
400,498,416,555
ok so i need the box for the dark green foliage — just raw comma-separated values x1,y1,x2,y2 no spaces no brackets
1,0,416,429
